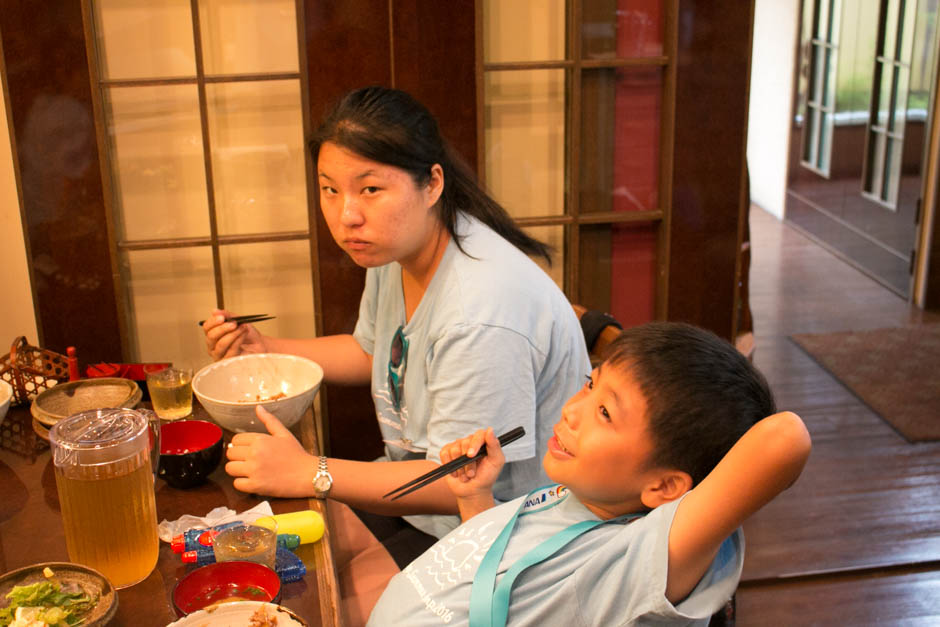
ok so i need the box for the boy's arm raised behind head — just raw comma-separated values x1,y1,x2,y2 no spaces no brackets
664,411,811,604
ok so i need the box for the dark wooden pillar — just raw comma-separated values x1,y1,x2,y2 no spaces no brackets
668,0,754,341
0,0,122,365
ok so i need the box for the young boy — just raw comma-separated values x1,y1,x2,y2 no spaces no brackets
367,322,811,626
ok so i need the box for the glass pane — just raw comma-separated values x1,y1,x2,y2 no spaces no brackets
899,0,917,60
107,85,210,241
884,136,903,205
206,80,307,236
816,0,830,41
821,47,835,107
828,0,842,45
219,241,316,341
867,130,886,194
93,0,196,80
836,1,877,116
877,61,892,126
808,107,822,165
578,223,656,328
199,0,299,75
484,0,566,63
802,104,817,162
796,0,818,127
810,44,826,104
123,247,216,367
522,225,564,289
819,111,833,172
484,70,566,219
582,0,663,59
892,66,910,132
580,67,661,213
908,0,937,114
884,0,900,58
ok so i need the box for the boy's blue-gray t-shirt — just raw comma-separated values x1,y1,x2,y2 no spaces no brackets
353,214,591,538
368,487,743,626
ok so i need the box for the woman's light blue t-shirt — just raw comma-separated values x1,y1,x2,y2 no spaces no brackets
353,214,590,537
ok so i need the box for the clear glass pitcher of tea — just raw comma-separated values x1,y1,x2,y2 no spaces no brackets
49,408,160,588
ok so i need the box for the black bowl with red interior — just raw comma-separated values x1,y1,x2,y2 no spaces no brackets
172,560,281,616
158,419,224,489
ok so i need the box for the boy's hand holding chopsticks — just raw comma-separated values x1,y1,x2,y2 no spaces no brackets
441,427,507,499
383,427,523,521
383,427,523,501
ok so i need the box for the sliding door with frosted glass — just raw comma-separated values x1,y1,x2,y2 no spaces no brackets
87,0,314,368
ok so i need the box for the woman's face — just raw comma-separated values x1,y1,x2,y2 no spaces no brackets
317,141,444,270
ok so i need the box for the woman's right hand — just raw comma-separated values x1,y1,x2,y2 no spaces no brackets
203,309,268,360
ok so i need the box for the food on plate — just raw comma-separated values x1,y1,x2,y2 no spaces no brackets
0,567,96,627
248,604,278,627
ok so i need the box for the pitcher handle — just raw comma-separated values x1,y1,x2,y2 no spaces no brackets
136,408,162,476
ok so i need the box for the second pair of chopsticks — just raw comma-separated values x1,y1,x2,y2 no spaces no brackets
383,426,526,501
197,314,276,327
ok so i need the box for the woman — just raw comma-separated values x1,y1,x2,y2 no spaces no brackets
203,86,589,567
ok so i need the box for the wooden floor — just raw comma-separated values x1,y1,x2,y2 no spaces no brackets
734,207,940,625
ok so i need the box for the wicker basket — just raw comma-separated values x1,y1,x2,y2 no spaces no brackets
0,337,75,406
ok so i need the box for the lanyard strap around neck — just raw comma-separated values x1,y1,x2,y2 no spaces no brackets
468,489,638,627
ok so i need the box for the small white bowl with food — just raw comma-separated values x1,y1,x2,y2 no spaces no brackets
192,353,323,433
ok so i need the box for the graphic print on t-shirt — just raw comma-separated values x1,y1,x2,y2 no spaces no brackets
400,486,572,623
376,379,422,453
400,519,499,623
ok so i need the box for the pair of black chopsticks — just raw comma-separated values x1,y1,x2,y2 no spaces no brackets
383,426,526,501
197,314,276,327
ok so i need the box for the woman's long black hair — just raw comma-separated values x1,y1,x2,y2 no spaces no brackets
308,86,552,264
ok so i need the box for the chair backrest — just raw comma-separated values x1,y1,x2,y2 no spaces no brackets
571,304,623,365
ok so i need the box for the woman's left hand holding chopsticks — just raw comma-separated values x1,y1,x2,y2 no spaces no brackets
440,427,505,520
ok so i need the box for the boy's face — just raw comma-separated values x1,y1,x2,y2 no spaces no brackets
543,362,662,519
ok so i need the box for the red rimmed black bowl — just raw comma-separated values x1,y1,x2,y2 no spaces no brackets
158,419,223,489
172,560,281,617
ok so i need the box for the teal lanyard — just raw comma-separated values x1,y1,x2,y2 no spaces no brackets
468,487,640,627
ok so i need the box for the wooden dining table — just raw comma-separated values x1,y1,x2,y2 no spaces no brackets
0,400,345,627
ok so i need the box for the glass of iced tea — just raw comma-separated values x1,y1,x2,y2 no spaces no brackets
49,408,160,588
146,365,194,420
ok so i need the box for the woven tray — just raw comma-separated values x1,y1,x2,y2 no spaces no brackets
30,378,142,427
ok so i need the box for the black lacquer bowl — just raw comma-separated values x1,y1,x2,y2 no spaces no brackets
158,419,224,489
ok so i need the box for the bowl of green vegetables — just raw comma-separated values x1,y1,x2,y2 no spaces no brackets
0,562,116,626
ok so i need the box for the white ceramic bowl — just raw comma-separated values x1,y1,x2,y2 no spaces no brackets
193,354,323,433
0,380,12,427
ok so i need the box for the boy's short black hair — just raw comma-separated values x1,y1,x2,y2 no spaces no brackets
604,322,776,486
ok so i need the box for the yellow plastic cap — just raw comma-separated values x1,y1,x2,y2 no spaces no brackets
255,510,324,544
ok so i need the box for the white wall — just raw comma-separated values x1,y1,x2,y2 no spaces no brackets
747,0,800,219
1,68,38,345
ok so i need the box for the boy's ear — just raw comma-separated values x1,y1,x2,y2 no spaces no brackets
640,470,693,509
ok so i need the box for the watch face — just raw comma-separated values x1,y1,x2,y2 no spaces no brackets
313,475,331,492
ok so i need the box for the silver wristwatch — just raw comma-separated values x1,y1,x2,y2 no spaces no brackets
312,456,333,499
